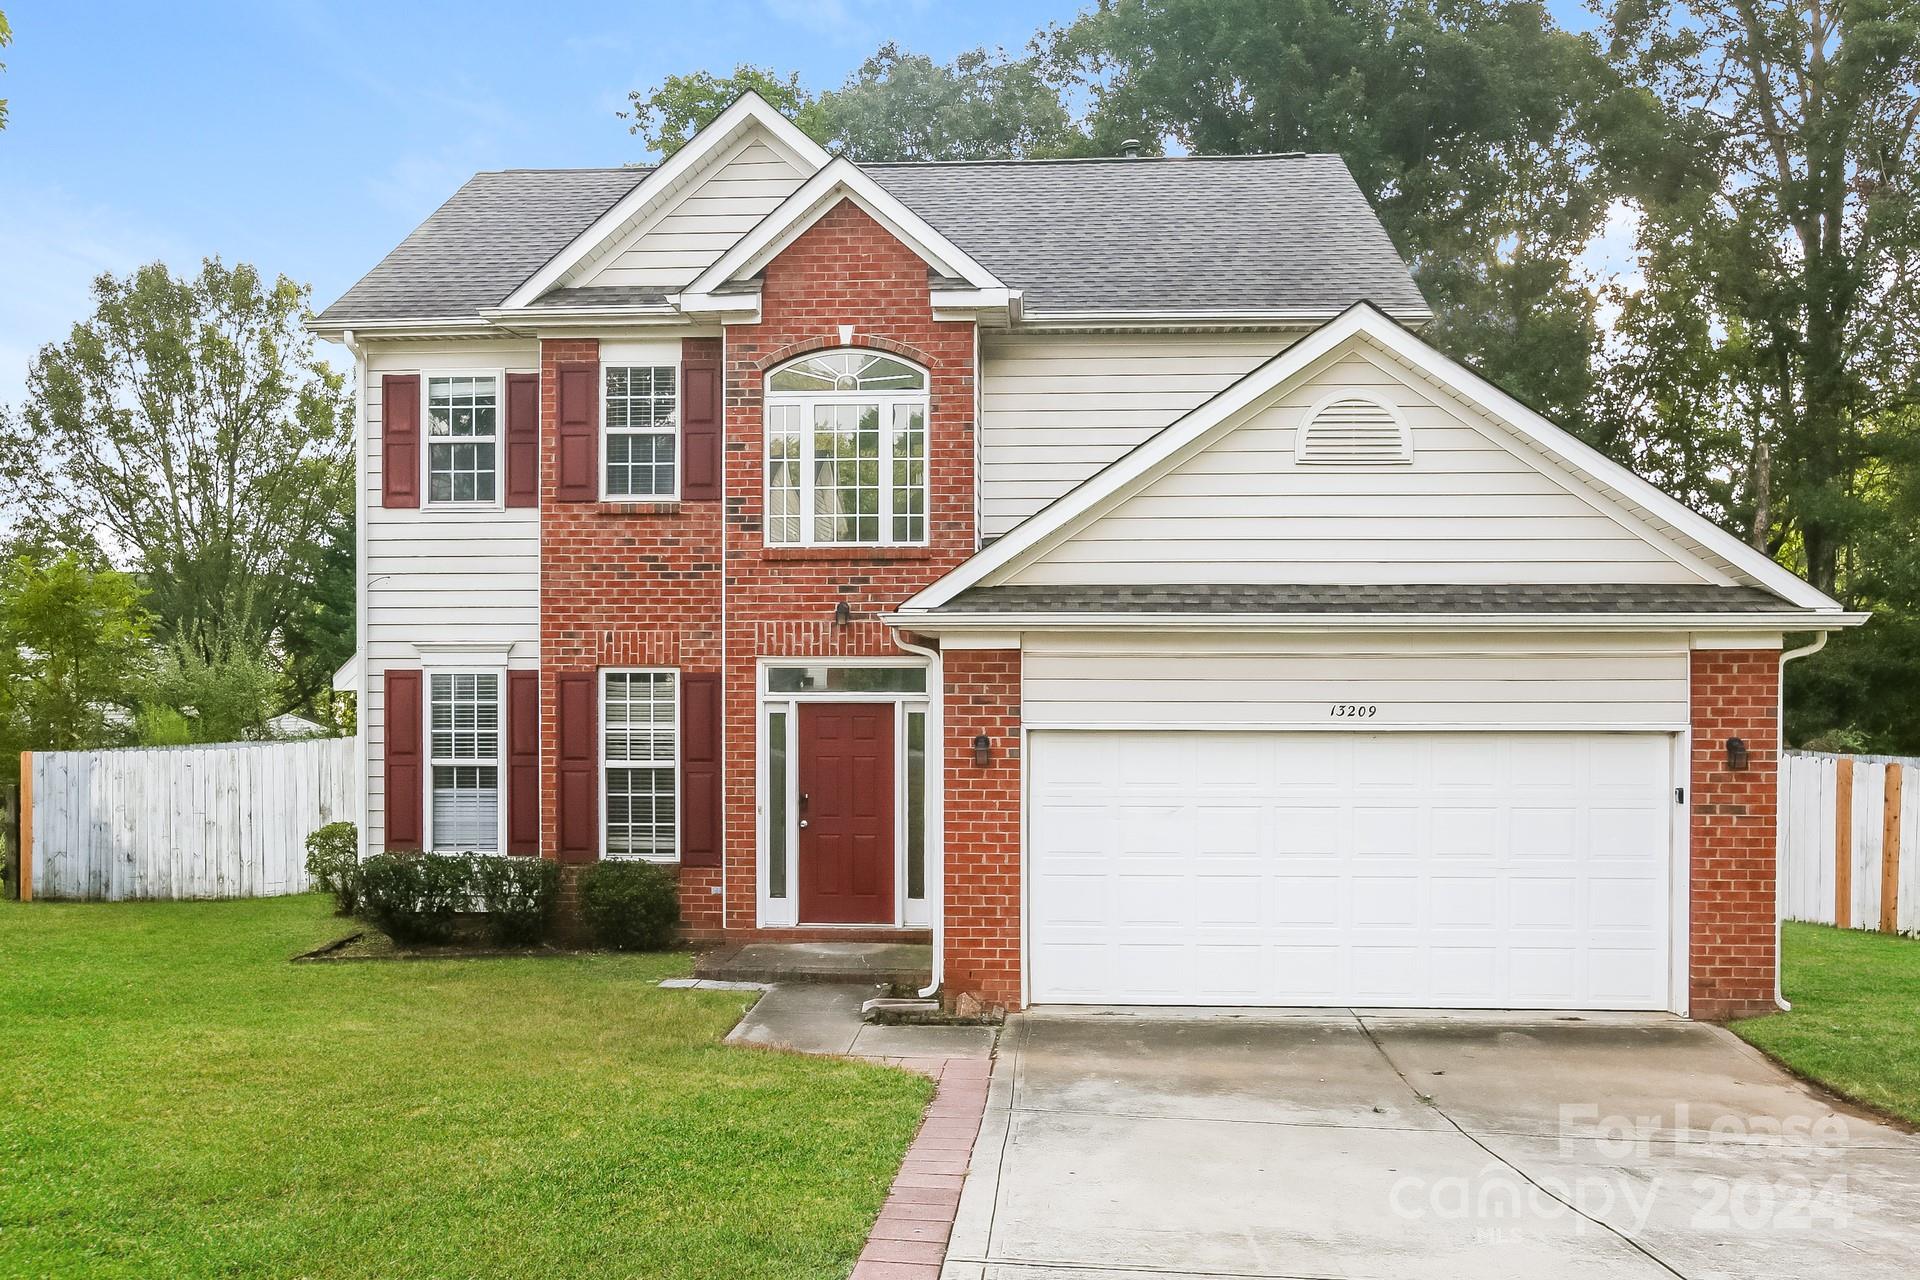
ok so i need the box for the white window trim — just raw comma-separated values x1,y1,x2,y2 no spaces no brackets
600,667,681,864
421,369,508,510
600,363,682,502
754,657,935,929
423,667,507,854
764,353,930,548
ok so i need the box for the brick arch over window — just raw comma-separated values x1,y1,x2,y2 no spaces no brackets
755,333,939,375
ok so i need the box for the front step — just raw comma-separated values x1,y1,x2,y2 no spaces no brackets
693,941,932,990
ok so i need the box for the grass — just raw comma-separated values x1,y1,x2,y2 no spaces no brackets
0,895,933,1280
1733,921,1920,1126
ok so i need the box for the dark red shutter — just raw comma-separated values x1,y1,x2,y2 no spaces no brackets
680,354,722,501
504,373,539,508
381,374,420,508
384,669,423,851
556,362,598,502
556,672,599,862
506,671,540,855
680,672,723,867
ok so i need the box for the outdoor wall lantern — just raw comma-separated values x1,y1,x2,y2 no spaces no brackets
1726,737,1749,771
973,733,993,768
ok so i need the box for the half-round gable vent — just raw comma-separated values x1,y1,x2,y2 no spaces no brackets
1296,395,1412,466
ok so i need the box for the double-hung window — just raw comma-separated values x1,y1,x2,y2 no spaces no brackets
765,351,927,546
604,365,678,499
426,375,499,504
428,671,501,851
604,670,678,860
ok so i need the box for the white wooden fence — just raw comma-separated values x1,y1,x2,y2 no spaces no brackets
1781,750,1920,934
24,737,357,901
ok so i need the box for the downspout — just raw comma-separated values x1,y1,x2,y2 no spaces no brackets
1774,630,1830,1011
892,631,944,1000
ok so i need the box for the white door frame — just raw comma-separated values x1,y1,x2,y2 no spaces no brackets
755,656,934,929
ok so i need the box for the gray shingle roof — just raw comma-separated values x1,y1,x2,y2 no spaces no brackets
526,284,670,310
314,169,647,326
922,583,1797,616
314,154,1427,327
866,155,1428,317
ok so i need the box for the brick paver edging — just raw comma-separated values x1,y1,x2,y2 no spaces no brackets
849,1055,993,1279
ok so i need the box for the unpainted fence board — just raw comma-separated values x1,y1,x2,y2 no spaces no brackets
1785,750,1920,935
28,739,357,901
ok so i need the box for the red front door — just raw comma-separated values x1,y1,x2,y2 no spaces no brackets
798,703,895,924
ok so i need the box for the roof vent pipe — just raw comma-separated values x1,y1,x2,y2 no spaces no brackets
1120,138,1142,158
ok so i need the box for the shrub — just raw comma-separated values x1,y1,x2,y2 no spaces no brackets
357,852,473,945
304,821,361,915
472,855,559,946
578,861,679,951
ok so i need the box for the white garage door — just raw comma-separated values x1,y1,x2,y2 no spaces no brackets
1029,731,1676,1010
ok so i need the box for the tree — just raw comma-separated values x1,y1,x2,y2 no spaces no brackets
0,9,12,131
279,509,355,720
0,551,152,780
1045,0,1662,437
134,639,277,746
1605,1,1920,597
622,65,810,157
802,43,1084,160
1,260,354,664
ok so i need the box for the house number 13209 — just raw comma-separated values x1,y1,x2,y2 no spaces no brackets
1330,703,1378,718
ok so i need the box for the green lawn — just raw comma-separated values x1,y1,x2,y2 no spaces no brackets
0,895,932,1280
1734,921,1920,1126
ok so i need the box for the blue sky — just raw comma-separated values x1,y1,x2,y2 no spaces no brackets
0,0,1602,405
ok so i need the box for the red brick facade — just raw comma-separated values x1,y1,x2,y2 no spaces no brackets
940,649,1024,1013
1689,648,1782,1020
538,200,975,940
523,196,1787,1020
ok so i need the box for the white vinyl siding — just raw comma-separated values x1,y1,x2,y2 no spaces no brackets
1021,633,1691,732
363,341,540,854
574,136,809,292
978,331,1300,537
1005,349,1715,586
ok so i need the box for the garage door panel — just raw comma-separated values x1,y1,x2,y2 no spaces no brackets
1029,731,1675,1010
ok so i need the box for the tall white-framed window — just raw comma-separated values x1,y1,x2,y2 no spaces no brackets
425,374,501,505
604,365,679,499
603,669,679,861
764,350,928,546
427,670,502,851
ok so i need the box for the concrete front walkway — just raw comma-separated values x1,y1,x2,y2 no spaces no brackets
943,1008,1920,1279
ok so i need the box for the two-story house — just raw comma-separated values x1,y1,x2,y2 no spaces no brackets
313,93,1862,1018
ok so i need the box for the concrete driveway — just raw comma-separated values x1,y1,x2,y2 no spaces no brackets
942,1009,1920,1279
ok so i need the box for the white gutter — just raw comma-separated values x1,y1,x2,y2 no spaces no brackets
1774,629,1833,1012
891,631,945,1002
883,610,1871,634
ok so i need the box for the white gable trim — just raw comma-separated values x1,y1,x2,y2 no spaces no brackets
900,303,1845,614
676,157,1007,305
498,93,830,312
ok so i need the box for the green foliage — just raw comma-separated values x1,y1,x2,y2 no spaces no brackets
303,821,360,915
0,550,152,781
0,259,353,670
355,852,473,945
279,511,355,722
622,65,810,157
802,43,1083,161
472,855,560,946
0,9,12,131
134,638,277,746
578,861,680,951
